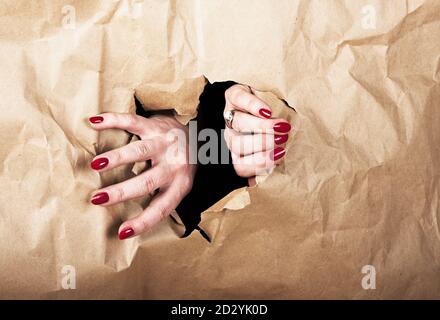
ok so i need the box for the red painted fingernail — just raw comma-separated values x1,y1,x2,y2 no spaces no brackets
274,134,289,145
274,122,291,133
89,116,104,124
91,192,109,205
259,108,272,119
271,147,286,161
91,157,109,170
119,227,135,240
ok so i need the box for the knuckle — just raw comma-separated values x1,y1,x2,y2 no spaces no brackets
235,85,251,101
127,114,143,132
225,84,244,101
230,88,242,102
135,141,151,158
224,86,235,100
143,175,157,193
157,205,169,221
114,186,125,202
112,150,123,164
139,217,151,233
126,114,137,126
103,113,116,125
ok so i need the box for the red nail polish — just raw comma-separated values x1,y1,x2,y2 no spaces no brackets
91,157,109,170
271,147,286,161
274,122,291,133
119,227,135,240
259,108,272,119
91,192,109,205
89,116,104,124
274,134,288,145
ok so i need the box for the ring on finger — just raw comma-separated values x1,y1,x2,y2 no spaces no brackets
223,110,235,129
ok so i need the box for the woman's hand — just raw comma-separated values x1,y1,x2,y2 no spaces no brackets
88,113,196,240
224,84,291,185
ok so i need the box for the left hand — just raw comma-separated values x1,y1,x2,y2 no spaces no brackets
88,113,196,240
223,84,291,185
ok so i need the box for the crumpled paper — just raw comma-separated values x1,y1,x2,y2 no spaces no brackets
0,0,439,299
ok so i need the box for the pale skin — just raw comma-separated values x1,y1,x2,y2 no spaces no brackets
88,85,291,240
88,113,196,240
224,84,292,186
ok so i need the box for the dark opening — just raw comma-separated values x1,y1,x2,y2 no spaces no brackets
136,81,248,240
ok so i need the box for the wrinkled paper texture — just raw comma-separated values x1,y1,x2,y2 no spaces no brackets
0,0,439,298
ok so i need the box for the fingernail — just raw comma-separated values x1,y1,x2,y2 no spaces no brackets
274,134,288,145
271,147,286,161
91,192,109,205
274,122,291,133
91,157,109,170
89,116,104,124
119,227,135,240
259,108,272,119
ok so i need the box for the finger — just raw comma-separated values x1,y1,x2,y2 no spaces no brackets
231,110,291,134
225,84,272,118
231,147,286,178
225,128,277,156
90,165,168,206
118,182,184,239
90,139,165,172
88,112,147,136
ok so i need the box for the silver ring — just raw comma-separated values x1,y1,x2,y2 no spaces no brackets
224,110,235,129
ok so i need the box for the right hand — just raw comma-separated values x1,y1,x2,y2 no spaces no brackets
224,84,292,184
89,113,196,240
